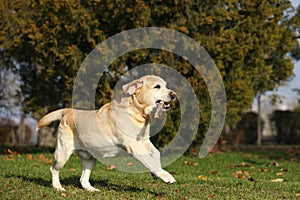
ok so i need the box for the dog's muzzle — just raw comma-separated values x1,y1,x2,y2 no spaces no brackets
155,91,176,111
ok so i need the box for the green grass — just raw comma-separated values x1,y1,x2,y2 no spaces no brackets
0,146,299,200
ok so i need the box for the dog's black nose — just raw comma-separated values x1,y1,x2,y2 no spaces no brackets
170,91,176,100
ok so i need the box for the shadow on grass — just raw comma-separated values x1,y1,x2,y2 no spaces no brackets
5,174,52,188
5,174,156,194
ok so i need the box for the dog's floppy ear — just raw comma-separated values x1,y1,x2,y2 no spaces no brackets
122,79,143,95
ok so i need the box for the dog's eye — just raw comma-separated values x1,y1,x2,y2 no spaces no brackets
153,85,161,89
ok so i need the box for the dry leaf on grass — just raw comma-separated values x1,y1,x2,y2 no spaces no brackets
280,168,288,172
7,149,18,155
267,162,280,167
241,162,251,167
196,175,208,181
270,178,285,182
229,162,251,169
233,170,251,179
233,170,244,178
126,162,133,166
258,168,270,172
26,154,33,160
106,165,117,170
276,172,283,176
184,160,198,166
5,157,14,161
38,154,52,164
295,193,300,198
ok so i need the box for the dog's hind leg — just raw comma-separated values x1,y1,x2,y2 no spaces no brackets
78,153,99,192
51,126,74,191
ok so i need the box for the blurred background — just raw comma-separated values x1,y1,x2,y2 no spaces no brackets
0,0,299,148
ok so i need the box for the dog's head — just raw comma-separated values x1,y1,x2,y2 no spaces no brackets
122,75,176,115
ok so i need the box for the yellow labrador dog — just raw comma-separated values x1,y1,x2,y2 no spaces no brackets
37,75,176,191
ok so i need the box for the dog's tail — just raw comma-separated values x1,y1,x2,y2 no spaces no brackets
37,109,70,130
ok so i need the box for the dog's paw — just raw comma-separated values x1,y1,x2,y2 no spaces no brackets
53,185,66,191
81,181,100,192
85,186,100,192
155,170,176,183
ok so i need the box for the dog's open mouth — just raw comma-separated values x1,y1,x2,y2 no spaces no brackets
154,100,169,119
156,100,171,111
154,100,171,119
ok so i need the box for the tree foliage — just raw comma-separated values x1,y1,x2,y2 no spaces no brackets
1,0,299,146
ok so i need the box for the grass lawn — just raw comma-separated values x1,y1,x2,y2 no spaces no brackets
0,146,299,200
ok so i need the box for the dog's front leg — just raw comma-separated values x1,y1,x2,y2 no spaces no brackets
128,143,176,183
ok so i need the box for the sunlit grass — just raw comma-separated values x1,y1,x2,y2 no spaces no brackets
0,146,299,199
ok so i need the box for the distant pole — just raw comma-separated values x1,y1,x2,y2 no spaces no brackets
257,94,262,146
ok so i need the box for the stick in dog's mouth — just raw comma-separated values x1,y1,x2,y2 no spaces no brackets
156,100,171,110
154,100,171,118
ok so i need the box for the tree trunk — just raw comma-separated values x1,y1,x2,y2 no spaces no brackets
257,94,262,146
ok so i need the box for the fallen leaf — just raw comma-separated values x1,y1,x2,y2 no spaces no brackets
233,170,245,179
248,176,255,182
106,165,117,170
241,162,251,167
26,154,33,160
280,168,288,172
276,172,283,176
7,149,18,155
5,157,14,161
243,171,250,176
38,154,52,164
196,175,208,181
270,178,285,182
184,160,198,166
126,162,133,166
233,170,252,179
258,168,270,172
233,170,243,175
295,193,300,198
229,162,251,169
189,148,198,156
267,162,280,167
